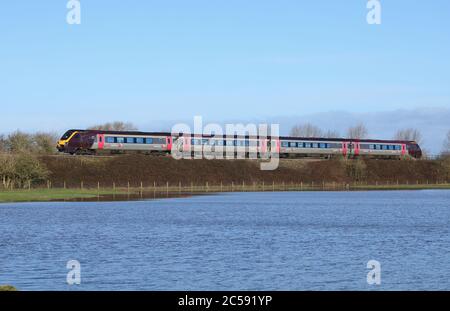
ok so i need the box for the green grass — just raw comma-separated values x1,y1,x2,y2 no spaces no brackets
0,188,128,203
0,285,17,291
351,184,450,190
1,183,450,203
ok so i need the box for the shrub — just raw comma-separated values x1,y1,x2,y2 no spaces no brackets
0,153,49,189
345,158,367,181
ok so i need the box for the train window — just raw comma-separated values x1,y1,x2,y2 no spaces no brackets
125,137,135,144
136,137,144,144
105,137,115,143
191,139,201,145
289,142,296,148
117,137,125,143
395,145,401,150
312,143,318,148
305,143,312,148
281,142,288,147
319,143,326,148
146,138,154,144
202,139,209,145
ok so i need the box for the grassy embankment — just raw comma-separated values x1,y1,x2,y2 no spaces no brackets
1,155,450,202
1,181,450,203
0,188,130,203
0,285,17,291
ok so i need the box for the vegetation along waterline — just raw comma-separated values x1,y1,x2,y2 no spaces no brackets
0,285,17,291
2,181,450,203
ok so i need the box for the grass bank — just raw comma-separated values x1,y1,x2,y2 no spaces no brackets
2,182,450,203
0,188,130,203
0,285,17,291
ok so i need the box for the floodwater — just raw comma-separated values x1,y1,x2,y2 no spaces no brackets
1,190,450,290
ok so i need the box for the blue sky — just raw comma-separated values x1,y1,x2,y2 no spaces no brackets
1,0,449,149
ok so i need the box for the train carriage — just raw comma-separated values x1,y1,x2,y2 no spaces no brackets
57,129,422,159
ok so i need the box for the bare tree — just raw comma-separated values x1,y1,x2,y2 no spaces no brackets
33,132,59,155
290,123,323,138
0,134,6,153
443,130,450,154
394,128,423,145
323,129,340,139
6,131,33,153
347,123,368,139
88,121,137,131
0,153,48,189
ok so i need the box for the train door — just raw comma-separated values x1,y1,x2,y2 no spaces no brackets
166,136,173,152
183,136,191,153
275,139,280,154
342,142,348,157
354,142,360,156
401,144,406,156
97,134,105,150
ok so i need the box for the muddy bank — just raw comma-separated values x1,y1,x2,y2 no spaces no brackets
39,155,450,188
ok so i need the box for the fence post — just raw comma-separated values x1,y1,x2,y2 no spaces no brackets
63,181,66,189
81,181,83,190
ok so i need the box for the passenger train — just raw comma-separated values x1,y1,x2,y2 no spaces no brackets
56,129,423,159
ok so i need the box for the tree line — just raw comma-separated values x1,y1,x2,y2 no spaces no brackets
290,123,450,155
0,122,137,189
0,131,58,189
